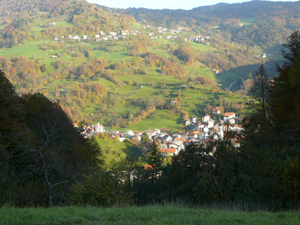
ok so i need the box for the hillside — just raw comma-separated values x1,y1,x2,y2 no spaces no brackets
0,0,297,130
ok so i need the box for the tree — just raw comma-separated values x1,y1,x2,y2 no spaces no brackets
249,65,270,122
0,69,102,207
147,139,163,170
141,132,150,143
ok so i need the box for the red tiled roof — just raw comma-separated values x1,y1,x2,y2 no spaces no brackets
224,112,235,117
160,148,176,153
212,107,220,112
174,138,186,142
144,165,155,170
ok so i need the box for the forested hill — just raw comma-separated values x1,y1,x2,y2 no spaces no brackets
0,0,135,48
112,1,300,48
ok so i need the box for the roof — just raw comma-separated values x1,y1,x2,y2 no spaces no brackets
145,129,154,133
212,107,220,112
224,112,235,117
144,165,155,170
174,138,186,142
160,148,176,153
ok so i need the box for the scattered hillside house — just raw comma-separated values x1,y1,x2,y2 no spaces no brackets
160,148,177,157
190,116,199,124
51,55,58,59
171,100,180,106
154,129,161,134
145,129,154,138
224,112,235,124
196,123,205,129
83,35,87,39
181,84,187,89
172,134,181,139
55,92,60,97
162,135,173,142
144,165,155,171
49,22,56,26
235,104,244,109
54,37,59,41
185,119,191,126
202,114,211,123
212,107,220,115
232,124,244,133
248,99,255,104
73,36,80,40
109,31,117,36
125,130,134,137
208,119,214,128
100,31,105,35
91,123,104,133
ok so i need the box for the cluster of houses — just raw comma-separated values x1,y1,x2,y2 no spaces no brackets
73,108,243,158
108,109,243,157
51,25,189,43
185,35,210,44
53,30,141,43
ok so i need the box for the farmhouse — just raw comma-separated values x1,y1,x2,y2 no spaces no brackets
212,107,220,114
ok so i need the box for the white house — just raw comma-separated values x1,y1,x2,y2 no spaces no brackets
224,112,235,124
185,119,191,126
212,107,220,115
154,129,161,134
196,123,205,129
125,130,134,137
92,123,104,133
190,116,198,124
202,114,211,123
208,119,214,129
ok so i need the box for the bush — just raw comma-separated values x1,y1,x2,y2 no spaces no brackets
67,171,130,206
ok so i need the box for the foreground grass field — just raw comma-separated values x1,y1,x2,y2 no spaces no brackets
1,205,299,225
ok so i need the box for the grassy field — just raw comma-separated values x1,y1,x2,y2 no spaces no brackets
1,205,299,225
97,138,146,166
239,18,255,26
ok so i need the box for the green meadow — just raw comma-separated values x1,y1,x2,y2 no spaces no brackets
1,205,299,225
96,138,145,166
239,18,255,26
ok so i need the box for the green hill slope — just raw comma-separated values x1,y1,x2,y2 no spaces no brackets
0,0,288,131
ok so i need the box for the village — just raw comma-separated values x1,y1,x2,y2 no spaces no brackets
47,21,209,45
77,107,244,159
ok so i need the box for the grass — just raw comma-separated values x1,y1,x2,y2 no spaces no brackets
0,205,299,225
97,138,146,166
239,18,255,26
118,110,182,132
